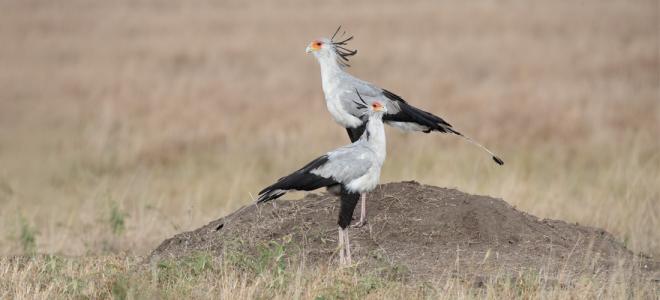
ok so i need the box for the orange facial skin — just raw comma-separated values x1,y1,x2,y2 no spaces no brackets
308,40,323,51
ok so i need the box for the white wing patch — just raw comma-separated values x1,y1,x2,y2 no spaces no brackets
386,121,429,132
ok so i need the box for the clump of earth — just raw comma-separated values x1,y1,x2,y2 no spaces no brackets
148,181,656,282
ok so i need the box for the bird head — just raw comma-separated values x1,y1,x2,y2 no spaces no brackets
353,89,387,117
370,101,386,114
306,26,357,67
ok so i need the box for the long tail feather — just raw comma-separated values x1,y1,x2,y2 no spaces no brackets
446,128,504,165
381,89,503,165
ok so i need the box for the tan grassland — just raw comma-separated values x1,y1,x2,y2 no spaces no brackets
0,0,658,298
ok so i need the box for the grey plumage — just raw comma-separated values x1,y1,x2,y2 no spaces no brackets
306,28,504,165
257,98,387,204
256,97,388,266
310,145,373,185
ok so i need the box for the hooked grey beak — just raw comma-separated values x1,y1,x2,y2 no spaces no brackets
305,45,312,53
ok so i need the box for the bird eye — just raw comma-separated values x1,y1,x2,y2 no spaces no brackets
315,42,322,47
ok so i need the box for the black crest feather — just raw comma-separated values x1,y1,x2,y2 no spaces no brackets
330,26,358,67
352,89,368,109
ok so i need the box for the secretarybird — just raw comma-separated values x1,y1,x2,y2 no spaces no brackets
257,93,387,266
305,27,504,227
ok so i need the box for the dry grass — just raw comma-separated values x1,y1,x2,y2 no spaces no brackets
0,0,658,298
1,253,656,299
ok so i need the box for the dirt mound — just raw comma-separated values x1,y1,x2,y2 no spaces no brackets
149,182,655,281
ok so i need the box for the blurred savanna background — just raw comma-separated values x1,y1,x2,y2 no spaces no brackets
0,0,658,298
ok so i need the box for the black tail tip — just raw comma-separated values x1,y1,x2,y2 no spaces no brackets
256,193,270,204
256,190,285,204
492,156,504,165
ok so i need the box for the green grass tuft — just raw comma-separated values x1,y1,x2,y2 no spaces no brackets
18,216,37,256
109,201,127,236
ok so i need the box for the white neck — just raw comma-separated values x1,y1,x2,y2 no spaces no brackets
360,114,387,163
315,52,345,95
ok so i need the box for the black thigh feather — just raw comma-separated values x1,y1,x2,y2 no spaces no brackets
345,123,367,143
337,189,360,229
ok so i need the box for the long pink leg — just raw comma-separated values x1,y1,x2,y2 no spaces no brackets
343,227,352,265
338,227,346,266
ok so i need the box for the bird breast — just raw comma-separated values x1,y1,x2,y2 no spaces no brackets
325,94,363,128
345,165,381,193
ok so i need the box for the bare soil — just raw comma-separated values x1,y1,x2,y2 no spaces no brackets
149,182,657,282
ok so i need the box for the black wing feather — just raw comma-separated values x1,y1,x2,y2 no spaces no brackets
381,89,457,134
381,89,504,166
257,155,338,203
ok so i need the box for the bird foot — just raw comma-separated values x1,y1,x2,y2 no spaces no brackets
351,220,367,228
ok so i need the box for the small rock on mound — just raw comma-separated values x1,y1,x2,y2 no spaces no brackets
149,182,652,281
